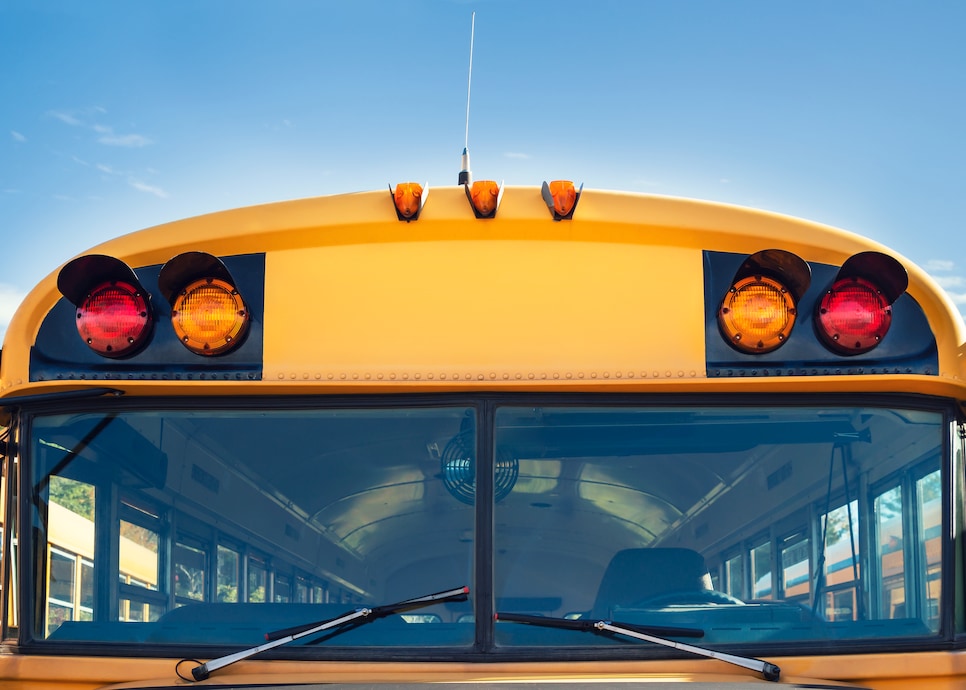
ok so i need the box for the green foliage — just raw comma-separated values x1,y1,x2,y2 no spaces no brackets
49,476,95,520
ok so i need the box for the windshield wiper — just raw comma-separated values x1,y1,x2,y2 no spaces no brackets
495,611,780,682
184,585,469,681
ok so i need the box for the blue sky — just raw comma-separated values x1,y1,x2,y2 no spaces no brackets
2,1,965,342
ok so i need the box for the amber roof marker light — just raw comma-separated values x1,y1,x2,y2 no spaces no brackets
391,182,428,221
466,180,503,218
816,251,908,355
57,254,154,358
717,249,811,354
158,251,250,356
542,180,583,220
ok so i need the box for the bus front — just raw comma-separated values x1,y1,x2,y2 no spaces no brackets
0,184,965,688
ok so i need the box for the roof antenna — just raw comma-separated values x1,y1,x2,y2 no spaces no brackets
458,12,475,186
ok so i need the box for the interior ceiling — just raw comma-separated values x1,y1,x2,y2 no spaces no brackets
53,409,866,561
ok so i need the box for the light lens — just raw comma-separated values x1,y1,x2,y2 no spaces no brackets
393,182,424,219
172,278,249,356
76,281,151,357
469,180,500,217
549,180,577,217
817,277,891,354
718,276,796,353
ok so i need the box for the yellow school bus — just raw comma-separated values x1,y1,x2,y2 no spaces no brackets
0,179,964,688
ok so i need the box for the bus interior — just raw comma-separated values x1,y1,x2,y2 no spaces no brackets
26,396,946,655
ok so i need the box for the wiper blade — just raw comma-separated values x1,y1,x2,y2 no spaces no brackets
185,585,469,681
495,612,780,683
495,611,704,638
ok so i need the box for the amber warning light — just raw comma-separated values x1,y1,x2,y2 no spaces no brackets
159,252,250,356
717,250,811,354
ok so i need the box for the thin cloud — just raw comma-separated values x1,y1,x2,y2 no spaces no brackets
932,275,965,289
11,131,26,142
943,290,966,306
48,110,84,127
98,132,152,148
129,179,168,198
48,109,153,147
925,259,955,273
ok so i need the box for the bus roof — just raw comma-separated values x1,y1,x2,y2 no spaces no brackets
3,186,965,399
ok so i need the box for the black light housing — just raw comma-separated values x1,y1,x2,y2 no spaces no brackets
158,252,250,356
57,255,154,358
815,252,908,355
717,250,811,354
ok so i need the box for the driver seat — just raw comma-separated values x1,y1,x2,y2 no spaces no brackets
591,547,714,619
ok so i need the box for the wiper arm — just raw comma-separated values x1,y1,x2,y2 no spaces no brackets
495,611,704,638
495,612,780,683
185,585,469,681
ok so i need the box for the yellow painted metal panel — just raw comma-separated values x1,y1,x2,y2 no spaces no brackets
263,240,706,383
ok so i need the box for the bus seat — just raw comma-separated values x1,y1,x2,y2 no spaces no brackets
591,547,713,619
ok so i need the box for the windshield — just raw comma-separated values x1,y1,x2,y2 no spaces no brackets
27,400,945,653
30,405,476,647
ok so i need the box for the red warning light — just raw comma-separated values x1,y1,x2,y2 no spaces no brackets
814,252,907,356
75,281,152,357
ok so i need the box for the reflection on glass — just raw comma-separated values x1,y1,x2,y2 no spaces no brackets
780,537,809,602
918,470,941,628
492,405,944,648
726,554,745,599
876,486,904,619
751,541,772,600
217,546,240,603
26,403,944,651
174,542,207,602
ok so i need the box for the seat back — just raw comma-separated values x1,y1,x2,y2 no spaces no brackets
591,547,712,618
